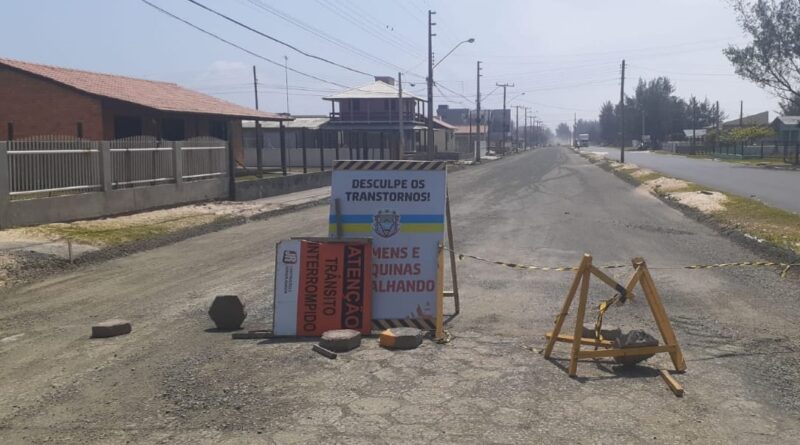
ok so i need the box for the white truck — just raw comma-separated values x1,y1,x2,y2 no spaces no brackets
578,134,590,148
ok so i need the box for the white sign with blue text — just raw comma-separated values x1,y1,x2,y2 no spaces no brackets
329,160,446,329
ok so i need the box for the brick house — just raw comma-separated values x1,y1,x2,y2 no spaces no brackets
0,58,289,162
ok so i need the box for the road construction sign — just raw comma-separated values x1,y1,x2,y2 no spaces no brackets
273,238,372,336
330,160,447,329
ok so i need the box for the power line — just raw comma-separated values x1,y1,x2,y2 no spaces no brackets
240,0,418,76
314,0,421,59
185,0,375,77
139,0,353,89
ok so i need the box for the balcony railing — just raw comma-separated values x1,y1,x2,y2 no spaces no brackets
329,111,426,123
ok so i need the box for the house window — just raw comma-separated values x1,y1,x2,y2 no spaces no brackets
160,118,185,141
113,116,142,139
6,123,13,141
76,122,83,138
209,120,227,140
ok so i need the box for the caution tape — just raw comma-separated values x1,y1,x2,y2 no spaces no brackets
449,248,798,278
451,250,628,272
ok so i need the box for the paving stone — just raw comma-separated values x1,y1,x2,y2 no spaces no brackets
582,324,622,341
91,319,132,338
319,329,361,352
379,327,424,350
613,329,658,365
208,295,246,331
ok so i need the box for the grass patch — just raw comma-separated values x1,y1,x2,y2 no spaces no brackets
28,214,224,247
715,195,800,254
634,172,665,183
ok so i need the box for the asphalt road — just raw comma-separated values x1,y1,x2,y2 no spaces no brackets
1,147,799,444
593,146,800,213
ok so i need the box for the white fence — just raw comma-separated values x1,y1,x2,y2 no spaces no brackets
4,136,227,200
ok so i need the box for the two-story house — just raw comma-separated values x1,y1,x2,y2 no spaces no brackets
321,77,454,159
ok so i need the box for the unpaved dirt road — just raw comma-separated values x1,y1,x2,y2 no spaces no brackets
1,147,799,444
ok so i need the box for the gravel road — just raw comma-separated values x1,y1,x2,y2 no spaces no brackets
1,147,798,444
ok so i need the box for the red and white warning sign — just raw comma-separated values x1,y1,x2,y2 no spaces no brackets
273,239,372,336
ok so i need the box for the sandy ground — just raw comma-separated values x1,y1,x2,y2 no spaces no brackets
1,149,799,444
0,187,331,288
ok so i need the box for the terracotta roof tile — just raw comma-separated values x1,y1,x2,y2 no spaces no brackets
0,58,289,120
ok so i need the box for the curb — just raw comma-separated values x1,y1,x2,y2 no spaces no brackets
76,195,331,266
574,150,799,268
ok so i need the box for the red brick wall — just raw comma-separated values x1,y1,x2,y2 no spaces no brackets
0,67,103,139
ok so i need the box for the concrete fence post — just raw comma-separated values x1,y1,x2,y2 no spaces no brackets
0,142,9,228
98,141,112,192
173,140,183,188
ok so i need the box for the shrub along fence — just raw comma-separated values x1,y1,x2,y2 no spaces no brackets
672,139,799,164
0,136,230,228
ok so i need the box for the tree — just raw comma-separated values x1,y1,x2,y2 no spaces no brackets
555,123,572,141
724,0,800,114
599,101,616,143
575,119,600,142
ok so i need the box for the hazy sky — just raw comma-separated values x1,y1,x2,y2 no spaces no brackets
2,0,780,130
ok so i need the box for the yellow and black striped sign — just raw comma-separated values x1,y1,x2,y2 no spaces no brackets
372,318,436,331
333,160,447,171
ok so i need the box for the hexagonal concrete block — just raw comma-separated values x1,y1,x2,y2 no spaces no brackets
208,295,247,331
91,319,132,338
379,327,424,350
319,329,361,352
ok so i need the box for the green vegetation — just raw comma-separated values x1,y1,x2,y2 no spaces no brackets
586,152,800,255
28,214,224,247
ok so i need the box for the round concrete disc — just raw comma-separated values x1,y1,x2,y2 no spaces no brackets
319,329,362,352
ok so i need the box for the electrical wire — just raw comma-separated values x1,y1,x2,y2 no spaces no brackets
139,0,353,89
314,0,421,59
240,0,419,77
185,0,375,77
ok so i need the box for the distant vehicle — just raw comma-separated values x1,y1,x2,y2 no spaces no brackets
578,134,590,147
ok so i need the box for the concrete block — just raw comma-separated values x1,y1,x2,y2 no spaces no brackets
613,329,658,365
379,327,424,350
91,319,132,338
319,329,361,352
208,295,247,331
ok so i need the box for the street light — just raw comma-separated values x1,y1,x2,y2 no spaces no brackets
509,91,526,104
434,38,475,69
428,34,475,158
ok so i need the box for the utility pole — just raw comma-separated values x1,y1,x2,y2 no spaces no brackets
641,109,645,148
514,105,521,151
573,112,577,148
739,100,744,127
283,56,290,114
398,72,405,159
496,82,514,153
523,107,528,149
691,99,697,155
252,65,263,178
619,59,626,163
475,61,482,163
715,100,720,154
427,10,436,158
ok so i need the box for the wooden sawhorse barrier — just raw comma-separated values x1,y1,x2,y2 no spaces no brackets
543,254,686,377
